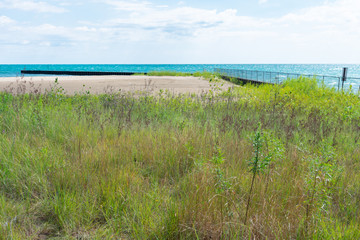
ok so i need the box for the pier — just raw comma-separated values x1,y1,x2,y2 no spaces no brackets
21,70,145,76
215,68,360,90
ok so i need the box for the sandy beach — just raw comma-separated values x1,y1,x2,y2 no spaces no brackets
0,75,233,95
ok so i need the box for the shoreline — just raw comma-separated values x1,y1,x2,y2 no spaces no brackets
0,75,233,95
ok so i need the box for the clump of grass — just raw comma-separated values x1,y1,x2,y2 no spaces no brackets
146,71,193,77
0,77,360,239
138,71,220,80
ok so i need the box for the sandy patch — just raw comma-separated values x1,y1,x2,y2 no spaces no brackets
0,75,233,95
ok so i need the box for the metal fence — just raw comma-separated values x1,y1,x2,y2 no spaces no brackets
214,68,360,91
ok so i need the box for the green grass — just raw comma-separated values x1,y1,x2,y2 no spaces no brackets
135,70,216,79
1,77,360,239
145,71,193,76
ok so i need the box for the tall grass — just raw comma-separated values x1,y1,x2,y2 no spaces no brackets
0,78,360,239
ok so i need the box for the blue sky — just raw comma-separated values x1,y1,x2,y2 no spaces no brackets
0,0,359,64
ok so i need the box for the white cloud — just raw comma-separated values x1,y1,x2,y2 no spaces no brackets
1,0,360,63
46,0,353,54
95,4,268,41
91,0,360,63
5,0,360,44
276,0,360,39
0,0,67,13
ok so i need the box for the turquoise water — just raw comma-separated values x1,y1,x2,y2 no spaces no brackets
1,64,360,87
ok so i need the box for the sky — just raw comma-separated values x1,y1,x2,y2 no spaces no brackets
0,0,359,64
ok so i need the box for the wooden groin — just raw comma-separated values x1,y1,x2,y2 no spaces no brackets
21,70,146,76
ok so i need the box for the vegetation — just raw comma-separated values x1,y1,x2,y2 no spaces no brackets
145,71,193,76
137,70,215,79
1,76,360,239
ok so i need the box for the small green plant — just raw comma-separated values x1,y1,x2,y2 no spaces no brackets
244,124,282,225
303,142,341,236
210,146,231,194
47,78,66,101
244,124,263,225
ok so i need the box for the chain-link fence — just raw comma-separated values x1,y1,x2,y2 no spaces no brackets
214,68,360,91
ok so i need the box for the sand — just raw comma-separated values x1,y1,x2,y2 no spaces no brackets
0,75,233,95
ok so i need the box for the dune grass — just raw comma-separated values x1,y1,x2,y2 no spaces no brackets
145,71,193,76
1,77,360,239
137,70,215,79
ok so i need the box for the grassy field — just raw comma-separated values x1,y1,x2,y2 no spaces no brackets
1,76,360,239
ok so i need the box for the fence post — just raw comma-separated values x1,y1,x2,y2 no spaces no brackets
342,67,348,90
